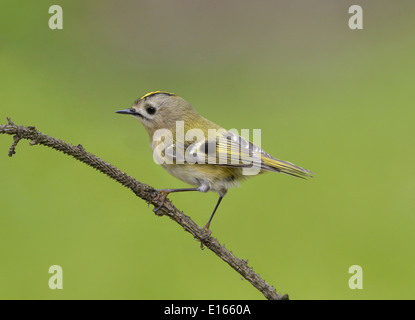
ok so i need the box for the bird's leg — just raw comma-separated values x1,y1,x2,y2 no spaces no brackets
153,187,200,213
202,194,225,236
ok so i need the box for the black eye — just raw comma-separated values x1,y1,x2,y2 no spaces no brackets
146,106,156,115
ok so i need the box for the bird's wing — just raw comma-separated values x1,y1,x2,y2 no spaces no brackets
164,130,313,179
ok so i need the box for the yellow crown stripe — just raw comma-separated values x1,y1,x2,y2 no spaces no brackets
140,91,176,100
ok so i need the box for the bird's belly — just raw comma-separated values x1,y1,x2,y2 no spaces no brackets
161,163,243,193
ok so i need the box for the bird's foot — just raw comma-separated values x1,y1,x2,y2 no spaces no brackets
193,223,212,250
153,189,170,215
202,223,212,238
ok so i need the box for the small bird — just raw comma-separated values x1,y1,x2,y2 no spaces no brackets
116,91,313,235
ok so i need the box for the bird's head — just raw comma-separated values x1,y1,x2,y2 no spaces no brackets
116,91,199,135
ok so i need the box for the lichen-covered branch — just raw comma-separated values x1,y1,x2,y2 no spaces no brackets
0,118,288,300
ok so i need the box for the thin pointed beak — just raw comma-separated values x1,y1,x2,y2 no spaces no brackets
115,108,138,115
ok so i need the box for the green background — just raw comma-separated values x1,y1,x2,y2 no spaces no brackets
1,0,414,299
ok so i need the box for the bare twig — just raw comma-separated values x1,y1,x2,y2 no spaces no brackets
0,118,288,300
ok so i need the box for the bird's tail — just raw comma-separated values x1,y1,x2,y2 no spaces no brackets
261,156,314,179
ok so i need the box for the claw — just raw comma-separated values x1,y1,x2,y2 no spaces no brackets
153,189,170,214
200,224,213,250
203,223,212,238
192,224,213,250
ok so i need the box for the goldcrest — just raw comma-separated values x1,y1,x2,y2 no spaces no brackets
116,91,313,234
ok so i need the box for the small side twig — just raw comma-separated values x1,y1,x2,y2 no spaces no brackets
0,118,288,300
7,117,20,157
8,134,21,157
